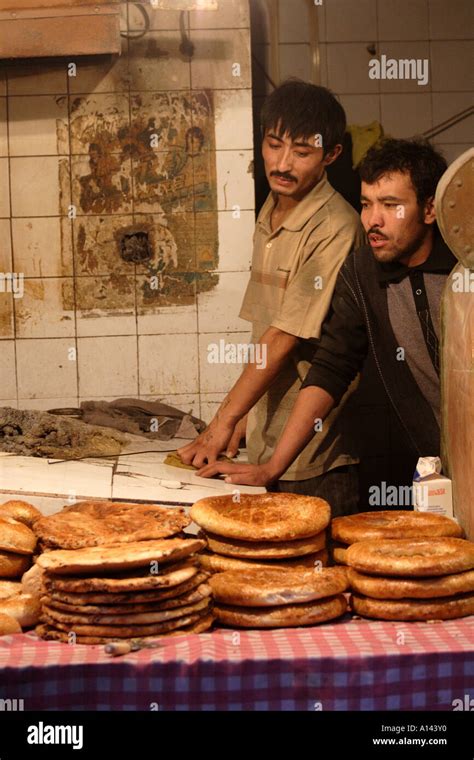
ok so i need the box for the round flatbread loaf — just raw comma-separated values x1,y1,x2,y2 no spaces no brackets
21,564,44,598
348,567,474,599
351,592,474,621
42,560,199,593
42,597,211,626
44,583,212,615
0,500,42,528
39,609,209,638
198,549,328,574
190,493,330,541
0,612,22,635
346,538,474,577
332,510,462,544
215,594,347,628
209,566,348,606
0,580,22,600
44,571,209,606
34,500,190,550
200,529,326,559
0,550,31,578
37,537,205,575
35,613,215,644
331,543,348,565
0,518,36,555
0,593,41,628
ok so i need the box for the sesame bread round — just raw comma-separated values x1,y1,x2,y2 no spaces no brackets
198,549,328,574
351,592,474,621
214,594,347,628
37,537,205,575
200,529,326,558
346,538,474,577
209,566,348,606
347,567,474,599
332,510,462,544
35,612,215,644
190,493,330,541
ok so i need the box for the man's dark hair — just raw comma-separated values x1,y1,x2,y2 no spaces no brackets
260,78,346,155
359,138,447,206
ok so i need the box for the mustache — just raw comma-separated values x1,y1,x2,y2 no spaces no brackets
368,228,389,239
271,172,297,182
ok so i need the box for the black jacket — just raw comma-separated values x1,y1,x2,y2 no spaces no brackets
302,233,457,457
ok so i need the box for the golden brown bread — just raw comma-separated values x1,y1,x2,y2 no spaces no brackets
200,529,326,559
21,563,44,598
0,517,37,555
347,567,474,599
331,543,348,565
346,538,474,577
37,537,205,575
44,582,212,615
351,592,474,620
41,597,211,626
34,500,190,549
44,571,209,606
35,612,215,644
198,549,328,573
191,493,331,541
38,609,210,638
0,593,41,628
42,560,199,593
214,594,347,628
332,510,462,544
209,567,348,606
0,500,42,528
0,612,22,635
0,550,31,578
0,580,22,600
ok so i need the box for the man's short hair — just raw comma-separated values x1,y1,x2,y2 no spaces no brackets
359,138,447,206
260,78,346,155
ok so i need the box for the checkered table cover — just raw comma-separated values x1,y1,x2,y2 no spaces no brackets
1,615,473,710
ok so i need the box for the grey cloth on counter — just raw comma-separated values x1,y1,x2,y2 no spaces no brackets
80,398,206,440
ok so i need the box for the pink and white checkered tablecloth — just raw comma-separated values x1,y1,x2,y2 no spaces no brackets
1,615,473,711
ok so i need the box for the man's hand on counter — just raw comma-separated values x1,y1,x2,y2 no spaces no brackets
196,460,277,486
177,418,236,468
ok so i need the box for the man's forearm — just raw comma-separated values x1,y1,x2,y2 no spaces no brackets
215,327,298,426
266,386,335,479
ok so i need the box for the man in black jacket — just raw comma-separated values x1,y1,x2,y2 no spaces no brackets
197,139,457,489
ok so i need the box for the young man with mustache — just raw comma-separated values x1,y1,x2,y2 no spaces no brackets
178,79,365,514
197,139,456,489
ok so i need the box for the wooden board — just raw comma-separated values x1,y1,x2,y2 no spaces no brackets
441,264,474,541
0,4,120,59
0,1,117,9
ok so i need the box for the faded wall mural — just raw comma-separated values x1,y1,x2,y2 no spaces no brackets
67,89,218,313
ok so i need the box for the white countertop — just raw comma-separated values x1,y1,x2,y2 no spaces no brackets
0,446,265,515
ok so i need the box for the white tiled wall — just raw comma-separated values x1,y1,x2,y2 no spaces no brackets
0,0,255,422
251,0,473,163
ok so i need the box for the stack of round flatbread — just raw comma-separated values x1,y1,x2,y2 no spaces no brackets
35,536,215,644
331,511,463,565
0,500,42,635
25,499,217,644
190,493,331,574
209,566,348,628
345,536,474,621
